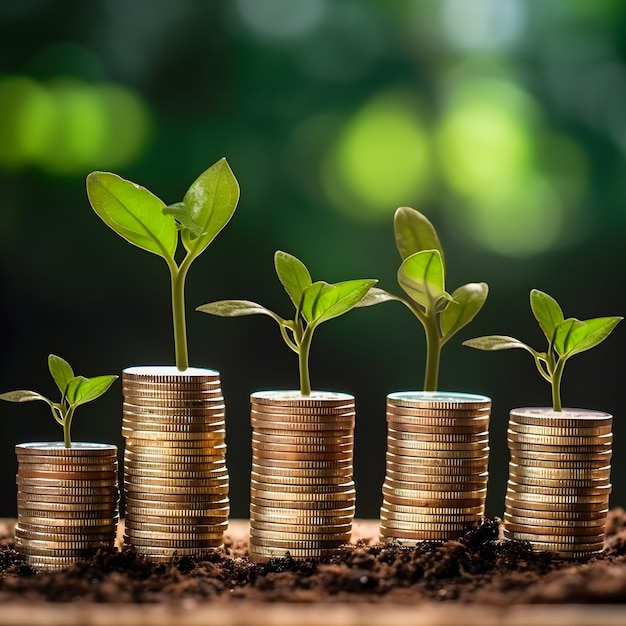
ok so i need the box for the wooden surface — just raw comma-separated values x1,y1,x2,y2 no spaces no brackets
2,520,626,626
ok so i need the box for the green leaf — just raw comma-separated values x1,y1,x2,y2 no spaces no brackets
274,251,312,309
300,279,377,326
394,207,444,264
530,289,564,343
0,390,51,404
463,335,537,355
397,250,446,310
552,318,584,357
441,283,489,344
354,287,405,308
555,316,622,359
65,375,118,408
179,158,240,257
86,172,177,261
48,354,74,396
197,300,284,324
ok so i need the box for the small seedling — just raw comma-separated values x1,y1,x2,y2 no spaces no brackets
360,207,488,391
463,289,622,411
86,158,240,371
197,251,377,396
0,355,118,448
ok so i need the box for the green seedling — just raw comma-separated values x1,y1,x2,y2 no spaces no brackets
359,207,488,391
0,355,118,448
86,158,240,371
463,289,622,411
197,251,377,396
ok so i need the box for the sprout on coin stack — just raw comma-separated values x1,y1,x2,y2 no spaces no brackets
360,207,491,544
198,251,377,560
464,289,622,557
87,158,239,560
0,354,118,570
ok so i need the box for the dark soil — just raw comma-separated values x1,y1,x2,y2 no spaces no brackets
2,511,626,605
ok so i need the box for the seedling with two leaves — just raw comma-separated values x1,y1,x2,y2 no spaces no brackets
0,355,117,448
197,251,377,396
463,289,622,411
360,207,489,391
86,158,240,371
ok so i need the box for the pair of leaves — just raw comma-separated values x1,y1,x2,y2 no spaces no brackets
464,289,622,363
86,158,239,264
197,251,376,340
364,207,488,346
0,355,117,436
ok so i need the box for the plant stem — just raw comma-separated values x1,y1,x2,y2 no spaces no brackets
170,261,191,372
63,409,72,448
298,328,313,396
423,317,441,392
551,358,565,412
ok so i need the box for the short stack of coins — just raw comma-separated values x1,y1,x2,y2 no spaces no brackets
380,392,491,544
122,366,229,561
504,407,612,558
15,442,119,571
249,390,356,561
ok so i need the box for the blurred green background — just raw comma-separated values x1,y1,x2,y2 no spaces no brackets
0,0,624,520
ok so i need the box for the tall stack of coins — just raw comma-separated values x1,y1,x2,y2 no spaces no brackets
380,392,491,544
122,366,229,561
249,391,356,561
504,407,612,558
15,442,118,570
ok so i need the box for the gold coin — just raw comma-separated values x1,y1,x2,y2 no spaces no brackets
250,419,353,433
504,514,606,532
507,429,612,445
14,527,115,542
15,544,113,558
386,392,490,409
16,492,118,506
18,513,119,526
251,441,353,455
509,463,611,480
17,469,117,480
123,535,223,548
122,367,220,382
122,419,226,433
126,519,227,533
385,421,490,436
251,449,353,462
250,495,355,509
248,545,341,560
250,401,354,415
385,467,488,483
508,422,612,438
17,455,117,466
124,450,225,462
387,427,488,441
507,442,612,454
251,464,351,478
250,519,351,533
124,481,228,494
385,459,487,474
125,493,229,506
382,492,485,508
249,503,355,518
122,428,225,441
248,536,347,549
508,454,612,469
17,464,118,478
16,443,116,456
505,503,608,519
124,504,229,518
506,481,611,496
383,476,487,492
381,503,483,516
252,432,353,445
385,452,488,468
16,521,117,535
380,509,479,523
380,517,474,531
250,408,355,421
251,486,355,501
17,505,117,519
385,405,490,419
380,527,464,540
508,475,610,490
387,439,489,452
124,460,226,474
125,512,227,526
250,472,352,486
503,529,605,544
251,456,353,469
126,438,226,450
505,488,609,504
509,407,611,428
124,467,228,481
504,496,608,512
15,500,117,513
251,480,354,494
123,391,223,402
382,483,487,498
250,390,353,405
250,531,351,546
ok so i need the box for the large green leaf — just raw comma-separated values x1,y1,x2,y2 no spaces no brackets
300,279,377,326
86,172,177,260
394,207,444,264
178,158,240,258
556,316,622,359
65,375,117,408
0,390,51,404
552,318,584,357
197,300,284,324
463,335,536,355
274,251,312,309
397,250,446,310
441,283,489,344
530,289,564,344
48,354,74,396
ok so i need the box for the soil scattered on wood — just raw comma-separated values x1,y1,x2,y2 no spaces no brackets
2,511,626,605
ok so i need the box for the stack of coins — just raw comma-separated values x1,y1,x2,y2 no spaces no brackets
15,442,118,570
380,392,491,544
249,391,356,561
122,366,229,561
504,407,612,558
